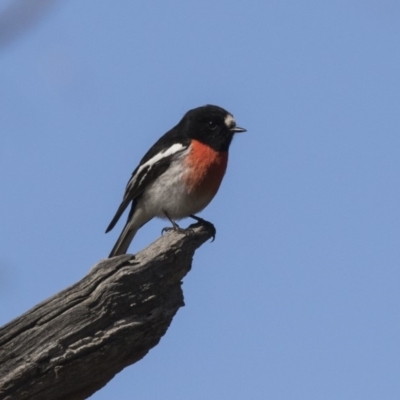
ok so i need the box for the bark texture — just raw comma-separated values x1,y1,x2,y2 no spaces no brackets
0,223,214,400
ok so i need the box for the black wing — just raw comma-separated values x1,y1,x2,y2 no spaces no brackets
105,125,190,233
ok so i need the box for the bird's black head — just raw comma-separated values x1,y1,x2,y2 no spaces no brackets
180,105,246,152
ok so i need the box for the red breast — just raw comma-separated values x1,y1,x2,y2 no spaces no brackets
183,140,228,198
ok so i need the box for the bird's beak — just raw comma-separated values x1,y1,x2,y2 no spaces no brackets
230,126,247,133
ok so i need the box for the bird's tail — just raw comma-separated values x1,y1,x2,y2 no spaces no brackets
108,222,139,257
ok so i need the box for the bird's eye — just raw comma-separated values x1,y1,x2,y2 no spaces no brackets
208,120,217,130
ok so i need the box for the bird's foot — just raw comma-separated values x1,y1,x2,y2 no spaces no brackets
161,212,194,236
189,215,216,242
161,223,191,235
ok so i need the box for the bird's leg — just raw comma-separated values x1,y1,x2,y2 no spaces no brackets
161,211,187,234
189,214,211,224
189,215,216,241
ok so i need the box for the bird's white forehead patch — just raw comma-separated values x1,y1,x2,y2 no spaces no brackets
224,114,236,129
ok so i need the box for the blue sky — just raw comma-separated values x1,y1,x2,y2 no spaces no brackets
1,1,400,399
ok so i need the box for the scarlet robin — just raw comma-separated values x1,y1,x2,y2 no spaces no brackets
106,105,246,257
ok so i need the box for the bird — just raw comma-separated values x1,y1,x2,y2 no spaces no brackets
106,104,246,257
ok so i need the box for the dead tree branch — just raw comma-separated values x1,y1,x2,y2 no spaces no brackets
0,223,214,400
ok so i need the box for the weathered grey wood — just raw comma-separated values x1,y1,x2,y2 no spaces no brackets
0,223,214,400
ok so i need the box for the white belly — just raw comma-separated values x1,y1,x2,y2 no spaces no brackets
136,156,213,220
